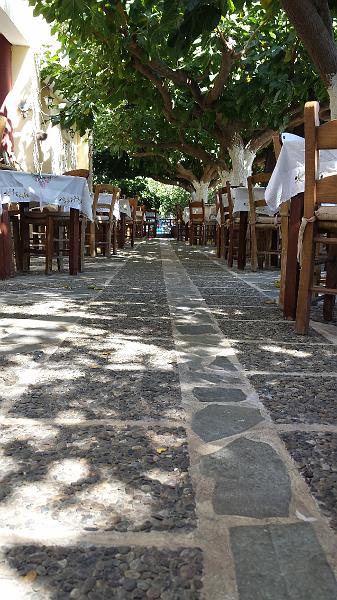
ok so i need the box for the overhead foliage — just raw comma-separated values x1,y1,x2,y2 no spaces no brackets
31,0,325,188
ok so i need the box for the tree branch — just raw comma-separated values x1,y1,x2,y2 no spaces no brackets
204,35,235,107
281,0,337,85
131,57,179,124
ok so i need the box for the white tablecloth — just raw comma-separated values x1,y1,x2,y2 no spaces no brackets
204,204,217,221
265,133,337,213
119,199,131,218
232,186,272,215
182,207,190,224
0,170,93,220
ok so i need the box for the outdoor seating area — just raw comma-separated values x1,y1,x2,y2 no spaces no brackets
1,1,337,599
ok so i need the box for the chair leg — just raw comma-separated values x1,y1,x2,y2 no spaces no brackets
112,220,117,255
323,235,337,321
107,223,112,257
279,212,289,309
79,217,85,272
295,222,315,334
45,216,53,274
250,223,258,272
69,208,79,276
227,224,234,267
0,205,15,279
11,215,21,272
89,221,96,257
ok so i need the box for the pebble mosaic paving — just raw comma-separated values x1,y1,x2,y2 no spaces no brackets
1,239,337,599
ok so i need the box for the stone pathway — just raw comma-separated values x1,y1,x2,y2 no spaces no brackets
0,239,336,599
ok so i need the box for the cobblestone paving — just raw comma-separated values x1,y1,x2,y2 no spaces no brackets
0,244,201,599
2,239,337,599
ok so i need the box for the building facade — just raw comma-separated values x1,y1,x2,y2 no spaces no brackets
0,0,89,174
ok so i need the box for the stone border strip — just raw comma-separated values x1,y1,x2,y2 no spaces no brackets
161,241,337,600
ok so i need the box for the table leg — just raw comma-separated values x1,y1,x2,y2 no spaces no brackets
283,193,304,320
237,211,248,270
0,204,15,280
19,202,30,272
69,208,79,276
118,214,126,249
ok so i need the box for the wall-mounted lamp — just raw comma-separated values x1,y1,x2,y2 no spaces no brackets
18,100,31,119
46,95,54,109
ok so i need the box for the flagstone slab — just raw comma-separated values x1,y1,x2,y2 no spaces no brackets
191,405,263,442
176,325,218,336
201,438,290,517
210,356,238,371
230,523,337,600
193,387,246,403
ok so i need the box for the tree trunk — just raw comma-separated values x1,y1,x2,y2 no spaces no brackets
281,0,337,117
327,75,337,120
191,179,210,202
219,134,255,186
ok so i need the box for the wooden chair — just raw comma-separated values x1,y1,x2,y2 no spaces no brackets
189,200,205,245
145,209,158,237
247,173,281,272
135,204,145,237
175,204,184,240
296,101,337,334
126,197,137,247
216,187,231,259
88,184,120,257
19,170,88,274
204,204,217,245
225,183,241,267
63,169,89,178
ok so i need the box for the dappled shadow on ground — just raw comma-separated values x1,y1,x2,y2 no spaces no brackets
0,422,195,533
1,241,201,599
4,545,202,599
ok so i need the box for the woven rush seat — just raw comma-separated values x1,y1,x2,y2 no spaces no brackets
225,216,240,226
255,215,281,225
315,206,337,221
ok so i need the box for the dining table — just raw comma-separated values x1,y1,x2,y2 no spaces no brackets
0,169,92,279
218,186,272,270
265,133,337,318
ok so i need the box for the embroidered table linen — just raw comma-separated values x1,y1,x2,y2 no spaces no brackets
182,207,190,224
265,133,337,213
204,204,217,221
232,186,271,215
0,170,92,220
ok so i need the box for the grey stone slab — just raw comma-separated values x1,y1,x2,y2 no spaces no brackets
189,371,241,385
176,325,218,335
192,405,263,442
230,523,337,600
210,356,238,371
193,387,246,403
201,438,290,517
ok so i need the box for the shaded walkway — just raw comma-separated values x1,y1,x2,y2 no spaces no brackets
0,240,336,599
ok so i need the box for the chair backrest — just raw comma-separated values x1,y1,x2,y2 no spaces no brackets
175,204,183,222
128,197,138,219
247,173,270,208
272,134,282,160
0,116,7,141
135,204,145,222
216,187,230,225
63,168,90,179
304,100,337,218
93,183,120,220
189,200,204,223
